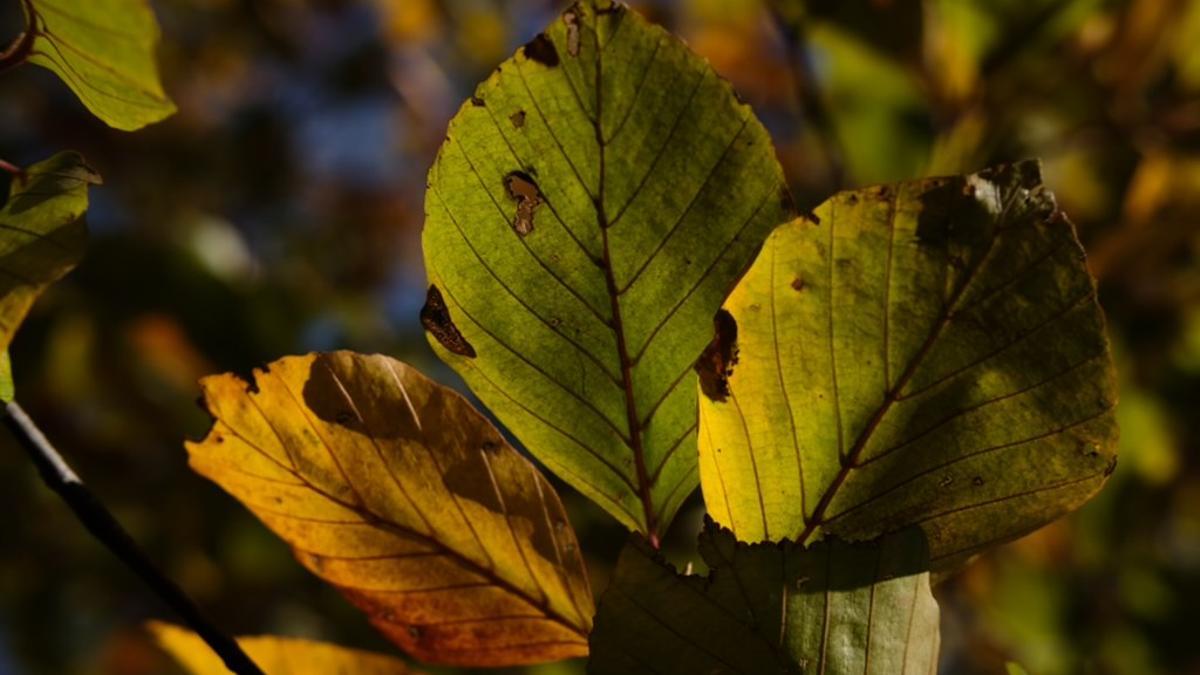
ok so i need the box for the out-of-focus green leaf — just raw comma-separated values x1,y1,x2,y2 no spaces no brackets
0,152,98,397
588,522,939,674
698,160,1119,570
421,0,791,538
17,0,176,130
150,622,425,675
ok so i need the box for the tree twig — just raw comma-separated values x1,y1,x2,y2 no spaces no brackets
3,401,264,675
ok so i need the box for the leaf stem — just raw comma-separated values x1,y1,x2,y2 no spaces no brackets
2,401,264,675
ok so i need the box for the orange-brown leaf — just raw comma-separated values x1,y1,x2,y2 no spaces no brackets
187,352,594,667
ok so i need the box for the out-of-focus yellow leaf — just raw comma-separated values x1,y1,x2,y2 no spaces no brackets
188,352,594,667
149,621,423,675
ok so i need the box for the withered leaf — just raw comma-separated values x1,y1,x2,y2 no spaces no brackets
187,352,594,667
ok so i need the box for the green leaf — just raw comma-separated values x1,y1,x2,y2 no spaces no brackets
588,522,940,674
189,352,594,667
18,0,176,130
698,160,1119,569
421,0,791,539
0,152,98,396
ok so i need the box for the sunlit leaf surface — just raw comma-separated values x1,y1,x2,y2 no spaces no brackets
0,151,98,397
19,0,176,130
698,161,1119,569
422,0,791,538
589,522,939,674
150,622,424,675
188,352,594,667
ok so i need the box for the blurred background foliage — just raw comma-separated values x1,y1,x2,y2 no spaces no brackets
0,0,1197,672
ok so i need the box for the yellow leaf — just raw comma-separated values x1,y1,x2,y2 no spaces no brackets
188,352,594,667
149,621,423,674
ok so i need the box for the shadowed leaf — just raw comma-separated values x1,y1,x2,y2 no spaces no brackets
422,0,791,539
698,160,1119,569
149,622,425,675
0,151,98,399
188,352,594,667
588,521,939,674
17,0,176,130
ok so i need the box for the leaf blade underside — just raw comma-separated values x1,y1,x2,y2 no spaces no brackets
23,0,176,130
698,160,1119,569
422,0,791,538
588,523,940,674
150,622,425,675
188,352,594,667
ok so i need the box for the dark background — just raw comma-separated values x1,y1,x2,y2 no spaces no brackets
0,0,1197,673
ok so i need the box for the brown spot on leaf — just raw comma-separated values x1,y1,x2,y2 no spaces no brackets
420,285,477,358
564,6,581,57
523,33,559,67
695,309,739,402
470,95,485,107
791,277,806,292
510,110,526,128
504,170,542,236
779,185,798,219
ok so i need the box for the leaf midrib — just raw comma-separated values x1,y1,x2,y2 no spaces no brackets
587,6,660,543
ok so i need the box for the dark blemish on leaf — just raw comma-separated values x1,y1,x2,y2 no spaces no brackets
876,185,891,199
748,303,761,312
504,170,542,236
595,0,621,14
510,110,526,128
938,475,953,489
791,277,806,292
696,309,739,403
481,439,501,454
549,316,562,327
407,626,422,639
1105,456,1118,476
780,186,798,219
470,95,485,107
564,6,581,57
733,89,747,105
523,33,559,67
335,410,354,425
972,476,985,486
420,285,477,358
847,193,859,205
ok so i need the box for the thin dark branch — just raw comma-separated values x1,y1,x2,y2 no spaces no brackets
3,401,264,675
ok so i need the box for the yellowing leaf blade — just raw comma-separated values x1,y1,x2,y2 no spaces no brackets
699,160,1119,569
422,1,792,538
150,622,424,675
188,352,594,667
